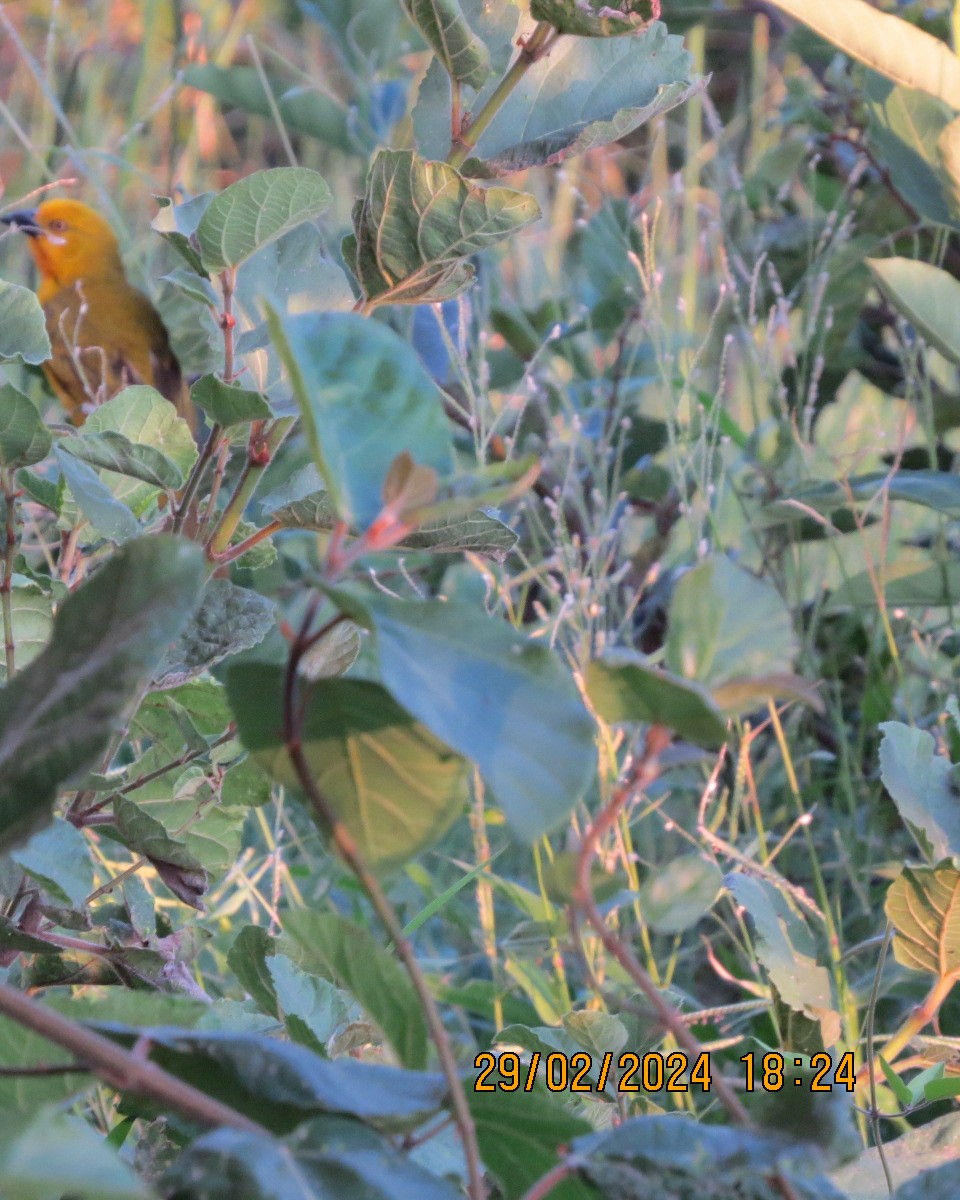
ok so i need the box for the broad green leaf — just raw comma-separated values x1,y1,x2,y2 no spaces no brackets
99,1024,446,1131
197,168,333,274
664,556,798,690
227,925,279,1017
151,192,214,275
469,1089,595,1200
832,1112,960,1197
939,114,960,216
265,490,341,531
191,374,272,426
765,0,960,109
267,954,358,1052
55,448,140,543
227,666,468,872
403,0,490,87
531,0,654,37
866,80,960,229
61,430,183,489
330,589,597,842
562,1010,628,1058
868,257,960,365
0,282,51,365
114,794,209,909
0,535,205,850
398,509,518,561
0,1107,148,1200
0,387,51,468
281,909,430,1070
879,723,960,861
182,64,379,156
725,874,840,1046
83,386,198,517
344,149,540,305
585,654,726,747
575,1115,846,1199
885,863,960,978
0,583,53,684
11,818,93,908
787,470,960,520
155,580,276,689
268,311,455,527
638,854,723,935
15,468,63,515
162,1116,462,1200
830,560,960,609
895,1161,960,1199
297,619,362,681
431,24,700,176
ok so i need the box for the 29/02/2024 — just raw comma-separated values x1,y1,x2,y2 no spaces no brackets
473,1050,857,1093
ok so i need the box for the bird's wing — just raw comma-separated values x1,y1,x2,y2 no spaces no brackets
42,281,194,430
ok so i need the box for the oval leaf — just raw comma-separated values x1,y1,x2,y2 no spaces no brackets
197,168,333,274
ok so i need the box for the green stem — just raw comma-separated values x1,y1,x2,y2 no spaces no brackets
206,417,296,559
447,23,556,169
0,469,18,678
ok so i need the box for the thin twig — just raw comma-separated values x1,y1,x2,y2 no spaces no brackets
0,982,265,1133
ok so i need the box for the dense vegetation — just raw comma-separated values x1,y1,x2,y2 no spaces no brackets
2,1,960,1196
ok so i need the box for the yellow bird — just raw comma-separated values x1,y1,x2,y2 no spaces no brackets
2,198,195,429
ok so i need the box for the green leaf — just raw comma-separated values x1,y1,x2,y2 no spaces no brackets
585,654,726,747
638,854,722,935
879,722,960,861
885,863,960,977
227,925,279,1017
403,0,490,87
832,1112,960,1197
433,24,700,176
267,311,455,527
163,1116,463,1200
868,257,960,365
765,0,960,109
197,168,333,274
562,1010,628,1058
227,666,468,872
297,619,362,681
83,386,198,517
15,468,63,515
0,535,205,851
281,909,431,1070
0,387,51,468
330,589,597,842
665,556,798,690
151,192,214,275
726,874,840,1046
879,1054,914,1107
182,64,379,156
55,447,141,543
0,583,53,685
398,509,518,561
267,954,358,1052
0,281,52,365
61,429,184,489
786,470,960,520
114,794,209,908
866,80,960,230
531,0,655,37
469,1089,595,1200
155,580,276,689
0,1107,149,1200
344,149,540,305
99,1024,446,1131
11,818,93,908
575,1114,846,1199
191,374,273,426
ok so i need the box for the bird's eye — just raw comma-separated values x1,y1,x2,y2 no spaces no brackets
47,219,67,232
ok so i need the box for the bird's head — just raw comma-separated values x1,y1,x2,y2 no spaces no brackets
2,199,124,294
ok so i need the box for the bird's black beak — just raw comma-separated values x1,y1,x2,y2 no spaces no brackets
0,209,41,237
